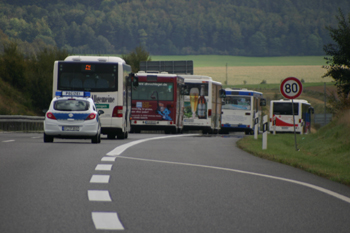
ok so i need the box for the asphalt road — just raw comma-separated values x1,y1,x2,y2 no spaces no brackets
1,132,350,233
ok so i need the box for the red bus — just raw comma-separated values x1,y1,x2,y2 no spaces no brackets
130,72,185,134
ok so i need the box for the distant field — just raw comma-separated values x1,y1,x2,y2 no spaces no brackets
151,55,331,85
151,55,328,67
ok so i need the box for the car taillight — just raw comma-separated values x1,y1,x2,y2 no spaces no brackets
86,113,96,120
112,106,123,117
46,112,56,120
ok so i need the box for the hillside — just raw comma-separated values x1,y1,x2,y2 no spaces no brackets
0,0,349,56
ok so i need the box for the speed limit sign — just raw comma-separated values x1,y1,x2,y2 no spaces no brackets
280,77,303,99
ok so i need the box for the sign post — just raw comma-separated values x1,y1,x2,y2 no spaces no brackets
280,77,303,151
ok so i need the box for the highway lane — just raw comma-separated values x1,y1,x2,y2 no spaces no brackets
1,132,350,232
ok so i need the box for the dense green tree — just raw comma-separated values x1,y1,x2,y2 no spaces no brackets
0,42,26,90
122,46,151,73
26,47,69,112
1,0,350,56
323,9,350,98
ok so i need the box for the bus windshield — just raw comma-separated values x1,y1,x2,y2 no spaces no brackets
132,82,173,101
273,103,299,115
57,62,118,92
223,96,251,110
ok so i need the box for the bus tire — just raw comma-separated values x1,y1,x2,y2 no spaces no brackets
117,132,125,139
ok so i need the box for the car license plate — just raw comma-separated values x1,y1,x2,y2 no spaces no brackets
62,126,79,131
145,121,156,125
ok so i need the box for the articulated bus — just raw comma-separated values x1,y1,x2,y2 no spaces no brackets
220,89,266,134
269,99,314,134
180,75,223,134
53,56,132,139
130,72,185,134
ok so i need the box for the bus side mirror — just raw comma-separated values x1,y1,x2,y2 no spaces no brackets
309,107,314,114
219,89,226,98
129,73,139,87
260,98,266,106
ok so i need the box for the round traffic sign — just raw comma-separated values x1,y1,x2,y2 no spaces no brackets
280,77,303,99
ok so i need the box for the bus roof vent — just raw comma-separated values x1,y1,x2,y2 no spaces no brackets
98,58,107,62
71,56,81,61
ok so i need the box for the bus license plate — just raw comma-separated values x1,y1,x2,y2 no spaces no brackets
145,121,156,125
63,126,79,131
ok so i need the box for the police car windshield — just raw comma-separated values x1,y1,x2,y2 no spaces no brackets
54,100,90,111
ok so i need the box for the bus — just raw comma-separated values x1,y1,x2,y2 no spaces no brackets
52,55,132,139
130,72,185,134
220,89,266,135
180,75,223,134
269,99,314,134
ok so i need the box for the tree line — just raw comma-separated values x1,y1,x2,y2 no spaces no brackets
0,0,349,56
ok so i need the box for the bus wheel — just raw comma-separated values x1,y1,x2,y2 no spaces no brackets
117,132,126,139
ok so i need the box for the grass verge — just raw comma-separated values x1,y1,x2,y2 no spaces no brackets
236,110,350,186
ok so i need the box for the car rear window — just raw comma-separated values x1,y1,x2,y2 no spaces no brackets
54,100,90,111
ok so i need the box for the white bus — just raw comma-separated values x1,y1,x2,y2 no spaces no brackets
52,56,132,139
180,75,223,134
269,99,314,134
220,89,266,135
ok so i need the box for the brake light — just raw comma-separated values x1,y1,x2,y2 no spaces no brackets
208,109,212,117
46,112,56,120
86,113,96,120
113,106,123,117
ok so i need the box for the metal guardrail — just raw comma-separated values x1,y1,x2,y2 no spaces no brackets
0,115,44,132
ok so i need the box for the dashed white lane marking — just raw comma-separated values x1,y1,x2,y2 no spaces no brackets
101,156,116,162
90,175,110,183
95,164,112,171
92,212,124,230
2,140,15,143
88,190,112,201
115,155,350,205
106,134,199,156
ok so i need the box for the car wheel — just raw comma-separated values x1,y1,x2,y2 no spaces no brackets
92,133,99,143
43,133,53,143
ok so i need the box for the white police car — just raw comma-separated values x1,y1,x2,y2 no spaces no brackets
44,91,104,143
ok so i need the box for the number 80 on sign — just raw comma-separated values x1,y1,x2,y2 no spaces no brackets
280,77,303,99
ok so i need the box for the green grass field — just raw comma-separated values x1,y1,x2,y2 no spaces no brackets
237,110,350,186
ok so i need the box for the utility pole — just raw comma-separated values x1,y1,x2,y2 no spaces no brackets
226,63,228,85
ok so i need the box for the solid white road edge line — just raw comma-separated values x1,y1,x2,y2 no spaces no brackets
106,134,199,156
116,155,350,205
92,212,124,230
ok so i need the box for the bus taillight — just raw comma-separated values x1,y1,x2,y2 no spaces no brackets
113,106,123,117
208,109,212,117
